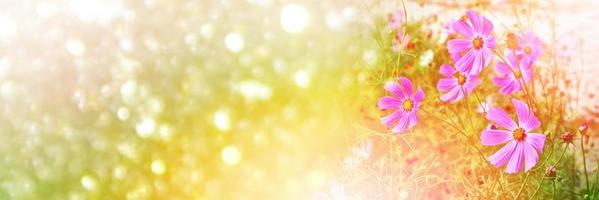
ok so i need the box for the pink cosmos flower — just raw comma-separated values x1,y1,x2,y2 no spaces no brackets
442,18,457,35
343,139,372,169
516,32,543,63
557,36,578,61
388,9,405,30
392,31,410,53
481,98,545,173
447,10,496,75
492,52,532,95
377,77,425,134
437,64,480,103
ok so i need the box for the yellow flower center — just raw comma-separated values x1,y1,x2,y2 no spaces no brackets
472,37,484,49
456,73,466,85
402,100,414,111
524,46,532,54
513,70,522,78
513,128,527,141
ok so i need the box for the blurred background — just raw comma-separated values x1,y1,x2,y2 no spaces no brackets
0,0,597,199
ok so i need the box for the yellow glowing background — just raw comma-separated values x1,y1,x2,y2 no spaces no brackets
0,0,598,199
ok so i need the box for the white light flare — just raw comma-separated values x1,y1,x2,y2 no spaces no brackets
280,4,309,33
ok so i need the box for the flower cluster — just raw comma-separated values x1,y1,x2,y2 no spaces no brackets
389,9,412,53
378,10,548,174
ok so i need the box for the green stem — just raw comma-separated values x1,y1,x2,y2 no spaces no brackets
421,108,487,163
461,86,476,132
580,133,590,192
473,89,487,114
552,180,556,200
529,143,569,200
516,171,531,199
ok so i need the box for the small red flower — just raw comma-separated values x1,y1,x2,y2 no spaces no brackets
561,131,574,143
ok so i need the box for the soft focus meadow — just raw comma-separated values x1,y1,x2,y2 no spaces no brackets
0,0,598,199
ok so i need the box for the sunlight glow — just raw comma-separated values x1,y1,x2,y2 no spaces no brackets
280,4,309,33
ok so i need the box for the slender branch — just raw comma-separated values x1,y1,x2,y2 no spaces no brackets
515,171,531,199
473,89,487,114
580,133,590,191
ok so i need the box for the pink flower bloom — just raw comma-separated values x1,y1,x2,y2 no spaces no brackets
442,19,457,35
492,52,532,95
557,36,578,61
377,77,425,134
481,98,545,173
388,9,405,30
516,32,543,63
392,31,410,53
343,139,372,169
447,10,496,75
436,64,480,103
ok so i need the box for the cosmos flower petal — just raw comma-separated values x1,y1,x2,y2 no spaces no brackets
437,78,458,92
470,50,484,75
481,129,513,146
481,15,494,36
482,46,494,66
440,86,461,103
523,141,539,172
525,133,546,152
494,61,512,75
512,98,540,131
454,87,465,102
510,80,522,94
505,142,524,173
391,113,410,133
398,77,414,97
492,75,512,86
506,52,520,71
377,96,402,110
488,140,517,168
407,111,418,129
465,10,483,34
522,67,533,83
494,76,519,95
456,49,476,74
463,76,480,93
500,83,514,95
451,52,462,63
486,108,518,130
381,110,404,127
447,39,472,54
384,82,407,100
439,64,456,77
452,20,474,39
519,57,533,82
509,80,522,95
413,86,425,102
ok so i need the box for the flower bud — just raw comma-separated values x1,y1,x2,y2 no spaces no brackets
546,166,556,178
487,123,498,130
506,32,518,50
578,121,589,135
